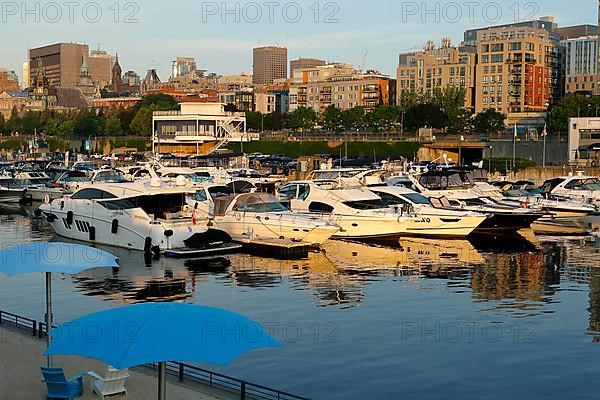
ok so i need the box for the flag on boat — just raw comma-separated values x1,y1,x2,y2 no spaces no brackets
541,124,548,137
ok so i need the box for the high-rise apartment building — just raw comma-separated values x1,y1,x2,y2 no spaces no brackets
253,46,288,85
397,39,477,110
562,35,598,94
473,24,560,116
289,63,395,113
290,58,326,77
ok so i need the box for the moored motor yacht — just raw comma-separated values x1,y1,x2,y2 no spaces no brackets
541,175,600,206
188,185,340,246
56,168,130,193
397,168,544,233
39,179,234,253
14,170,65,202
277,180,419,240
368,186,488,237
0,173,25,204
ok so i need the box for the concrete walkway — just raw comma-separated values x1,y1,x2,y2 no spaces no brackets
0,326,232,400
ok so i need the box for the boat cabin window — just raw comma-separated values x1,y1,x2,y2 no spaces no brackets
71,188,117,200
372,191,405,206
100,194,186,219
309,202,334,213
94,171,127,183
235,201,287,213
207,186,232,200
343,200,388,210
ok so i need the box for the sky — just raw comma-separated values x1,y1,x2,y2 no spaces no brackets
1,0,598,83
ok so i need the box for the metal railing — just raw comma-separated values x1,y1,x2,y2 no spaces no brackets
0,309,38,336
1,309,309,400
147,362,309,400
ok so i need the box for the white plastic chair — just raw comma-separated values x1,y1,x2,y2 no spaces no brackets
87,366,129,399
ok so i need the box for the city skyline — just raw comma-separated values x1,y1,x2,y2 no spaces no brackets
1,0,598,83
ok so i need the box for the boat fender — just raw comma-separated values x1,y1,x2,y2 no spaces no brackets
34,209,42,218
111,219,119,234
46,214,57,223
66,211,74,225
144,237,153,254
43,194,50,204
164,230,174,238
89,226,96,241
60,201,65,210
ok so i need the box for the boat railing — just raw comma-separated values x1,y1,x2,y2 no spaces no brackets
1,308,309,400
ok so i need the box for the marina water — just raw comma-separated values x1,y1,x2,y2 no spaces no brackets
1,206,599,399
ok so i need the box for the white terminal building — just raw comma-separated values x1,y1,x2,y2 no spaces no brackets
568,117,600,166
152,103,257,156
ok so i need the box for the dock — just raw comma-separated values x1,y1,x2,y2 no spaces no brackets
0,324,229,400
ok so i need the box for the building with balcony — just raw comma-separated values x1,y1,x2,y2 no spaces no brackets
152,102,255,156
290,58,326,77
562,34,598,94
396,38,477,110
471,22,561,127
289,63,395,113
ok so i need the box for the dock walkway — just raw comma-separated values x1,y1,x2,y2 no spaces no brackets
0,325,233,400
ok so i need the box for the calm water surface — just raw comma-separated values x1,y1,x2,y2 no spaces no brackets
1,205,599,399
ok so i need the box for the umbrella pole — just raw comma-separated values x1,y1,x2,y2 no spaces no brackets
45,272,53,368
158,362,167,400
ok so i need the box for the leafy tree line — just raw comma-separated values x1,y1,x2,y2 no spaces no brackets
546,94,600,133
246,87,507,135
0,94,179,137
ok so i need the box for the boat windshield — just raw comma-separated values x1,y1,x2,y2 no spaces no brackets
94,171,127,183
403,193,431,205
419,172,473,190
99,193,186,219
564,178,600,190
233,193,288,213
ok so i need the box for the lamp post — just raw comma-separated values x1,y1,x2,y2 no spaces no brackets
488,145,493,172
459,135,465,166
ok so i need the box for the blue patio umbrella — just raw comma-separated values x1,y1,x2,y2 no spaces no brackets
0,242,119,366
45,302,280,400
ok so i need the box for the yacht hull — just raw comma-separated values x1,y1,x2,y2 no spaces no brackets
40,206,211,252
0,189,24,204
403,214,487,238
474,213,542,233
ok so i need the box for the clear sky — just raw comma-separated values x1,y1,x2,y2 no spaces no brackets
1,0,597,83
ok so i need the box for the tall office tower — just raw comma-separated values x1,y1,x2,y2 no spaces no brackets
253,46,288,85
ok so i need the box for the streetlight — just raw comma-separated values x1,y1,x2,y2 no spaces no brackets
459,135,465,166
488,145,493,173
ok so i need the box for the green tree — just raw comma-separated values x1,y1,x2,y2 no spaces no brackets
74,111,101,137
0,114,7,135
473,109,506,134
341,106,365,131
130,106,156,136
136,94,179,112
21,111,42,134
104,116,124,136
432,86,467,133
57,120,75,137
245,111,263,131
287,107,317,131
322,105,343,132
546,94,600,133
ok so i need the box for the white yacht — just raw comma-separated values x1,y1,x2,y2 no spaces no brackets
0,174,25,203
307,168,387,187
397,169,544,233
188,185,340,246
277,180,419,240
541,175,600,206
14,170,65,202
56,168,129,193
39,179,233,253
368,186,488,237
